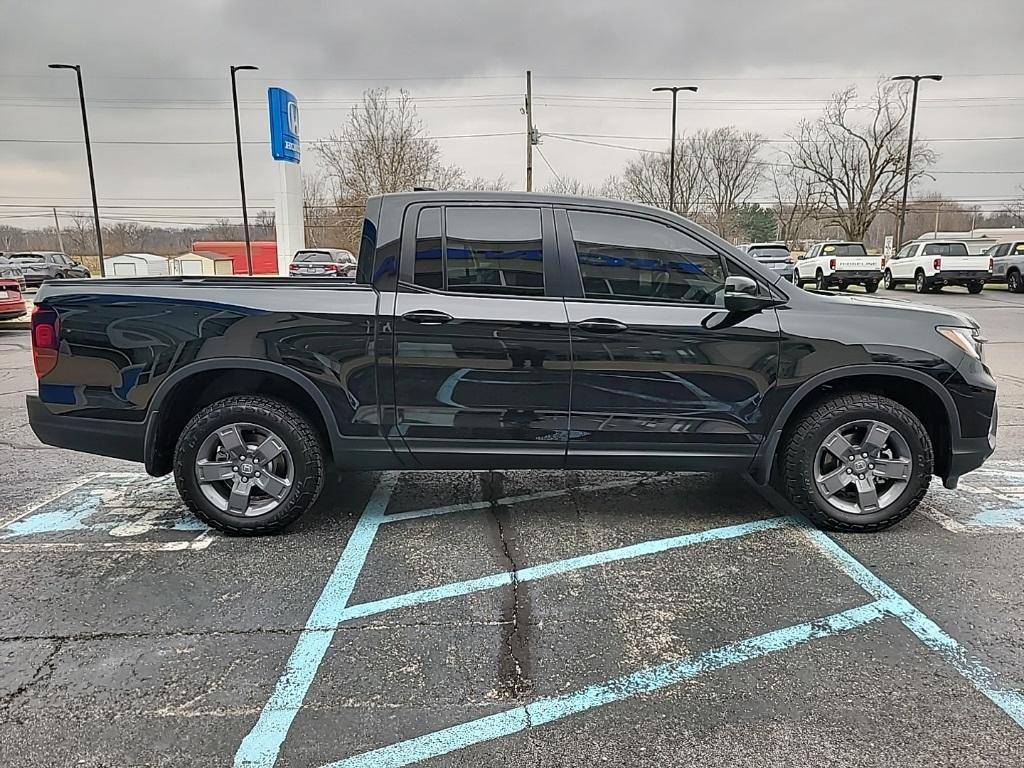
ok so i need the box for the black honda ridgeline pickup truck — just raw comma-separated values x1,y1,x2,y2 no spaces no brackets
28,192,997,534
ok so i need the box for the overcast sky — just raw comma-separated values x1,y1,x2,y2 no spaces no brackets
2,0,1022,231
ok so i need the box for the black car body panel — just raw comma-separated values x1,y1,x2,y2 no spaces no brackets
28,192,996,488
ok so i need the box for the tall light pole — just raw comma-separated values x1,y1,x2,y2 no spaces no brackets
230,65,259,275
652,85,698,214
48,63,104,276
891,74,942,246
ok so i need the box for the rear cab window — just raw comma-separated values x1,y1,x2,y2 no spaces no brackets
411,206,545,297
293,251,333,262
823,243,868,257
922,243,968,257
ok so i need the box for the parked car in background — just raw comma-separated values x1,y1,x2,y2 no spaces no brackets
883,240,991,294
985,240,1024,293
9,252,91,287
0,277,27,321
0,255,27,292
794,242,883,292
288,248,356,278
736,242,794,281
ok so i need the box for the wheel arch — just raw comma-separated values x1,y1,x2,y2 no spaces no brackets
750,365,959,486
143,359,339,476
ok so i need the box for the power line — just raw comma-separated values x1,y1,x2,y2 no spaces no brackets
535,146,564,188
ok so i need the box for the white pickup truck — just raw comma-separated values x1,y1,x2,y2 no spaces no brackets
793,241,883,292
883,240,991,294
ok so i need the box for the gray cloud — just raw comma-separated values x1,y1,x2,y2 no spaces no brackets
2,0,1022,228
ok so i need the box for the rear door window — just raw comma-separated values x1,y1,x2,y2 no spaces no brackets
567,210,724,306
413,207,443,290
444,207,544,296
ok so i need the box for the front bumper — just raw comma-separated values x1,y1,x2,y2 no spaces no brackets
27,395,146,462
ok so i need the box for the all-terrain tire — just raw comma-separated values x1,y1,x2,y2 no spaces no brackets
173,395,325,535
780,392,932,532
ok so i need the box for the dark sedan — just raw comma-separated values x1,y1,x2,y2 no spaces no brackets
9,252,91,287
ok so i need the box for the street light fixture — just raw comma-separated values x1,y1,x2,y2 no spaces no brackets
891,74,942,247
230,65,259,275
48,63,105,277
652,85,698,215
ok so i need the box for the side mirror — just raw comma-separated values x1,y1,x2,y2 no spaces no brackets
724,275,781,313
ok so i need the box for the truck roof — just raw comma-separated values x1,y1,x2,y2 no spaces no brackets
375,190,673,219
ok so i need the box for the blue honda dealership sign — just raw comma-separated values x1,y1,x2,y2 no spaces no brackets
268,87,300,163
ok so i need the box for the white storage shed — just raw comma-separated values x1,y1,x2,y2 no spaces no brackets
104,253,171,277
171,251,235,276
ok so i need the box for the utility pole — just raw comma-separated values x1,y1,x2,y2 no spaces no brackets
652,85,698,214
48,64,105,276
230,64,259,275
52,208,65,253
525,70,535,191
891,74,942,247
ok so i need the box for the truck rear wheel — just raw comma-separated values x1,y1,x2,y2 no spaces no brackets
780,392,932,532
864,280,879,293
967,281,984,294
914,271,928,294
1008,269,1023,294
173,395,325,535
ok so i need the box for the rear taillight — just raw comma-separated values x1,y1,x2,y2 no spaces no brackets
829,258,836,270
989,257,994,271
324,263,339,272
933,258,942,271
31,306,59,379
288,263,299,272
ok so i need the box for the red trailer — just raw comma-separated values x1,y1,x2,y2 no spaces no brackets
191,241,279,275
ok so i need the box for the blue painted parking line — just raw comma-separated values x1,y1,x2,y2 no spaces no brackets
800,525,1024,727
237,474,1024,768
339,516,789,623
234,473,400,768
320,602,890,768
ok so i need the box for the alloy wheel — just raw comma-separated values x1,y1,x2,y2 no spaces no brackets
194,422,294,517
813,419,912,515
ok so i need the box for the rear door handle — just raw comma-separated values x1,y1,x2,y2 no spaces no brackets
575,317,628,334
401,309,454,325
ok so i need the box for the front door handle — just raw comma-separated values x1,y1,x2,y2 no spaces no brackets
576,317,628,334
402,309,454,325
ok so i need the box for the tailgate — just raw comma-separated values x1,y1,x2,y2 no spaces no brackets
836,256,882,271
940,255,990,271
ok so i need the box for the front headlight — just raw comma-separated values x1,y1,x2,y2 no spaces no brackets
937,325,985,362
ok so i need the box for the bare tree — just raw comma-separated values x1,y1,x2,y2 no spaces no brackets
315,88,463,198
251,209,276,240
105,222,149,253
1005,184,1024,227
690,127,766,237
769,162,819,246
455,175,511,192
0,225,21,250
611,139,705,216
788,82,937,241
303,171,345,248
541,176,604,197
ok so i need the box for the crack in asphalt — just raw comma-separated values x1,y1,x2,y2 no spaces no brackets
482,471,533,725
0,440,57,452
0,639,62,724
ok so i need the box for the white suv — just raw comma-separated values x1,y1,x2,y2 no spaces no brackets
793,241,883,292
883,240,991,294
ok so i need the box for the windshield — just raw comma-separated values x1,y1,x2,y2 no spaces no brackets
922,243,969,257
748,246,790,260
822,243,868,257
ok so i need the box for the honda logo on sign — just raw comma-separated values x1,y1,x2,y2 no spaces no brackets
268,87,300,163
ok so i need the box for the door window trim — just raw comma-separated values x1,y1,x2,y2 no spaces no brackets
555,204,760,307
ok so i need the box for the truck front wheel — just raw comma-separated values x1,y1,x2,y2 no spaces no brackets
780,393,932,532
173,395,325,535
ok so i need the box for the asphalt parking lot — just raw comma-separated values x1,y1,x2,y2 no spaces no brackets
2,286,1024,767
